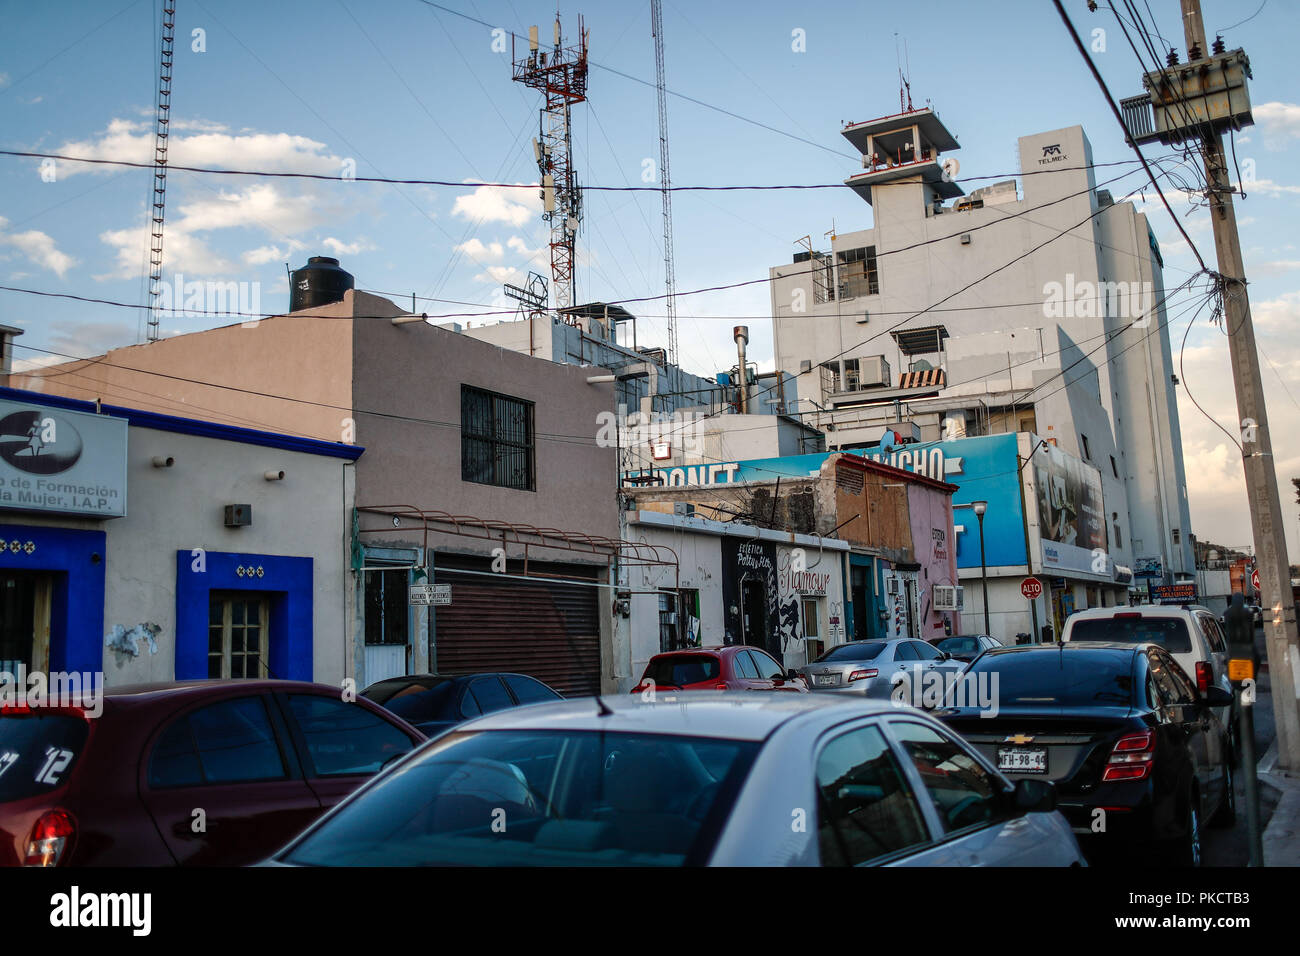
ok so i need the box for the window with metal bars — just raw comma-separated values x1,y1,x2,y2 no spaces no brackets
837,246,879,298
461,385,536,491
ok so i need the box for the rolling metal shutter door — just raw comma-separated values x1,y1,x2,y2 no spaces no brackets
433,574,602,698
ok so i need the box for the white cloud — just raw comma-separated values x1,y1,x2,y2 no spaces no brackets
0,216,76,277
321,236,374,257
1252,260,1300,277
451,182,540,228
455,238,504,260
96,183,336,281
1245,178,1300,197
1254,101,1300,145
51,118,348,179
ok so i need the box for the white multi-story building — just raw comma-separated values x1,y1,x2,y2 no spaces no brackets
768,107,1194,593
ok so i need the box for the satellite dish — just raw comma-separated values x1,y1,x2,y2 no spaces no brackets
941,157,960,183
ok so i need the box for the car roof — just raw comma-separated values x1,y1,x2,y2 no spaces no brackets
1067,605,1209,620
91,679,353,713
980,642,1145,659
449,692,906,741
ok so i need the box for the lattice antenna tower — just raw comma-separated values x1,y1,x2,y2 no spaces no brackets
146,0,176,342
513,16,589,312
651,0,678,375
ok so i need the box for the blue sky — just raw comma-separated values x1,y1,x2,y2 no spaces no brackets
1,0,1298,553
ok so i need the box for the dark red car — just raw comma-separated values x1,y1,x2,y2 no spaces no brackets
0,680,425,867
631,645,809,694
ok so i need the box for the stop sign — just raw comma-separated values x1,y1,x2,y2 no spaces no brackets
1251,567,1260,592
1021,577,1043,600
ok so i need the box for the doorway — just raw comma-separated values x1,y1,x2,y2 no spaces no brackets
740,578,769,653
0,570,53,673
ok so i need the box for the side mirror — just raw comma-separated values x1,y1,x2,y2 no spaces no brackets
1012,778,1057,813
1203,685,1234,709
786,669,801,682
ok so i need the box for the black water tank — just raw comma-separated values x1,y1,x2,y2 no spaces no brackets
289,256,354,312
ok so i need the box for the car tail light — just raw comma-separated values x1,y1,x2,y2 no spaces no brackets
1103,731,1154,782
848,668,878,683
1195,662,1212,693
712,682,727,690
24,810,75,867
1113,612,1142,619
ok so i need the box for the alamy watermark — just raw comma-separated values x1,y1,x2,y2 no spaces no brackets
152,272,262,325
1042,273,1154,325
0,666,104,718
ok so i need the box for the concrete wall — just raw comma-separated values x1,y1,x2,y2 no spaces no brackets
7,422,353,687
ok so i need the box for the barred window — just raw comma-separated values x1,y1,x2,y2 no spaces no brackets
461,385,536,491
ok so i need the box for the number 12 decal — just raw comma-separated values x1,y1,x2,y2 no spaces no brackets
35,746,73,785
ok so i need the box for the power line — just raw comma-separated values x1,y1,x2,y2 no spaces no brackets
1051,0,1209,273
0,148,1158,193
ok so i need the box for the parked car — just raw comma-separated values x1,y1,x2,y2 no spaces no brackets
1060,604,1236,753
935,643,1235,866
265,693,1085,866
363,673,562,737
631,645,807,694
800,638,964,700
0,680,425,867
929,634,1004,663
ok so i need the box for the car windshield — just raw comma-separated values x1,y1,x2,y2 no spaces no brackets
937,637,981,656
1069,616,1192,654
0,713,90,802
815,642,886,663
280,729,758,867
958,651,1135,709
644,656,720,686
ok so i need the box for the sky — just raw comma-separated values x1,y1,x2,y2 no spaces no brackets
1,0,1298,558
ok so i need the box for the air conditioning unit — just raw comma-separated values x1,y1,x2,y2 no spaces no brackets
933,585,963,611
858,355,890,387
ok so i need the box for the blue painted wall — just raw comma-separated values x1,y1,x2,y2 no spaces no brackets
0,524,105,676
174,550,314,681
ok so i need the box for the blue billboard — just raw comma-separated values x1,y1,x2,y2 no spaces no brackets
623,433,1028,571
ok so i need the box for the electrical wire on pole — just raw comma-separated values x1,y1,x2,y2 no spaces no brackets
651,0,678,391
146,0,176,343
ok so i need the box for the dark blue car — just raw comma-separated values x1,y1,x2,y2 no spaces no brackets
361,673,563,737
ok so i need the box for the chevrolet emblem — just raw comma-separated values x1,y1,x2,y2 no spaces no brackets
1004,734,1035,745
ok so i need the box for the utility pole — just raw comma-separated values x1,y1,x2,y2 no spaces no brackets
1178,0,1300,769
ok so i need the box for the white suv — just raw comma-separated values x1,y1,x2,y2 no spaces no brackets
1060,604,1237,752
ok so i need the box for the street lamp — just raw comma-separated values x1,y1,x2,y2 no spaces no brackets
972,500,990,636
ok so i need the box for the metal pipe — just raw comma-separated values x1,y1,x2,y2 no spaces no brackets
734,325,749,413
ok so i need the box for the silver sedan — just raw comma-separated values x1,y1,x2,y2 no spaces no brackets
264,694,1085,867
801,638,966,702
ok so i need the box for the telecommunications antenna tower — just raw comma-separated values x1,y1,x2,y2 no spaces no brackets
513,16,589,312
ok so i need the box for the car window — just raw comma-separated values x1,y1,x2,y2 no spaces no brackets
150,696,286,787
644,655,720,687
891,721,1001,833
939,637,979,656
912,641,942,661
1197,615,1226,654
280,730,760,867
750,650,784,680
1069,615,1192,653
458,685,481,718
816,642,886,663
1160,651,1198,702
287,695,414,777
815,724,929,866
0,714,90,800
467,677,515,715
381,680,456,724
504,675,561,705
1148,652,1191,708
732,651,759,679
894,642,917,661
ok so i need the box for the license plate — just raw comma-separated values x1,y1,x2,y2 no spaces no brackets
997,747,1047,773
815,674,838,686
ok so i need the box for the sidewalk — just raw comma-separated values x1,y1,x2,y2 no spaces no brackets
1258,739,1300,866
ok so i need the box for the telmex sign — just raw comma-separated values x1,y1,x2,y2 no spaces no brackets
0,400,128,518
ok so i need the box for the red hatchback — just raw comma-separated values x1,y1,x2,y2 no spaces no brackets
631,645,809,694
0,680,425,867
